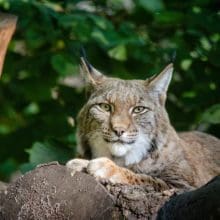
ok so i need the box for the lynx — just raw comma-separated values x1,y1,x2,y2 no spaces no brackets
66,58,220,191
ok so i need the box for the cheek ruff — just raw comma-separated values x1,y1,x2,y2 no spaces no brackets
89,130,152,166
109,143,133,157
124,132,152,165
108,132,152,165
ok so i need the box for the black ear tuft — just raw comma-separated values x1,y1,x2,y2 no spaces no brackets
80,47,92,73
79,47,106,86
170,50,177,63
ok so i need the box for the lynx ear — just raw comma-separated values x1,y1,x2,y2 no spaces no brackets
147,63,173,95
80,57,105,86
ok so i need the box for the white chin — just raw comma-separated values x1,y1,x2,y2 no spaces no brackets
109,143,132,157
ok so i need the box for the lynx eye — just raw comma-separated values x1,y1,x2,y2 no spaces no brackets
132,106,149,114
98,103,112,112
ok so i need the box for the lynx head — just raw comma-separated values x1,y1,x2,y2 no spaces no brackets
77,58,174,165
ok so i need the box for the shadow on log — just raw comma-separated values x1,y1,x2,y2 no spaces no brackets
157,175,220,220
0,162,219,219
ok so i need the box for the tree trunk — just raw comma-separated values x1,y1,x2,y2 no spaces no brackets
0,13,17,77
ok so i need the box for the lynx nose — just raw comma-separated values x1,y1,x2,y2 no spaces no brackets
112,127,125,137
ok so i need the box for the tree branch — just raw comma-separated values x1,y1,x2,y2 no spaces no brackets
0,13,17,77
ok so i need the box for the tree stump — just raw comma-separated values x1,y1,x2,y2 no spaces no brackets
0,13,17,77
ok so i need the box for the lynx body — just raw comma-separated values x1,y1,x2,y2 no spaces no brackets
67,59,220,190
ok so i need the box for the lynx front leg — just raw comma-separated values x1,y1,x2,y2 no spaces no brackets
66,158,89,176
87,157,169,191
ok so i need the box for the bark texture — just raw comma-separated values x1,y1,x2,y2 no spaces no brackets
0,13,17,77
0,162,114,220
0,162,219,220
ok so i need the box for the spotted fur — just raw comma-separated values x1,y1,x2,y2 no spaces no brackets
67,60,220,191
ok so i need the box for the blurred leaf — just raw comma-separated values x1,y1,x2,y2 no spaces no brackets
25,29,46,49
91,28,111,47
201,104,220,124
91,28,121,48
88,14,113,30
108,44,127,61
58,14,92,41
0,124,10,135
107,0,135,12
19,162,36,174
138,0,164,12
182,91,197,99
200,37,211,51
58,14,79,28
181,59,192,71
26,141,70,165
209,47,220,67
23,102,40,115
51,54,77,76
19,79,52,101
154,11,184,25
0,159,18,180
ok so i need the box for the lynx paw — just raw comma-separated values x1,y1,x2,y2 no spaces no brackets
87,157,127,184
66,158,89,176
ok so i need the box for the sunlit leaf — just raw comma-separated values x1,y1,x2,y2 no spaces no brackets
89,15,113,30
200,37,211,51
91,29,111,47
181,59,192,71
108,44,127,61
138,0,164,12
23,102,40,115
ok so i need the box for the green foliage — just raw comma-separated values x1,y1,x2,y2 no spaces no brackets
20,140,71,173
201,104,220,125
0,0,219,180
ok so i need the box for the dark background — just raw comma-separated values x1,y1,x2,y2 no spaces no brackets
0,0,219,180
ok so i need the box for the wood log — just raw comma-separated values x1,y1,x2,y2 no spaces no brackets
0,162,219,219
0,13,17,77
0,162,170,219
